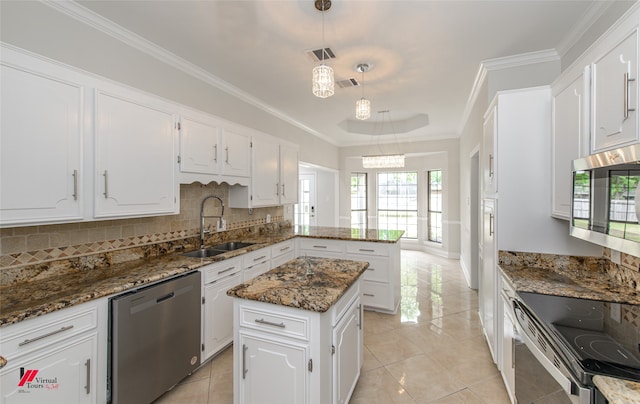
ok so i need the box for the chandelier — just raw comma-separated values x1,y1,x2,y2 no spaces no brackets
362,110,405,168
355,63,371,120
312,0,334,98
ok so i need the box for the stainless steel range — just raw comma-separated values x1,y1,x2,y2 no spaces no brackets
512,292,639,403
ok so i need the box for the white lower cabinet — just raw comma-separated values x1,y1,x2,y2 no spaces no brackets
242,248,271,282
200,258,242,363
233,282,362,404
270,240,295,268
499,273,516,404
0,300,107,404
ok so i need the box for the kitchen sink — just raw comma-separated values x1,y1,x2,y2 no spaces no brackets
181,242,256,258
181,248,228,258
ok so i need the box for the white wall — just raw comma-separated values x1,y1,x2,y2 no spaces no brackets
0,1,339,170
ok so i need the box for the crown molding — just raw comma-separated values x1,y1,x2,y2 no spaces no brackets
41,0,338,146
555,0,619,58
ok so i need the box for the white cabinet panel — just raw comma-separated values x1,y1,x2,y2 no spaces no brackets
94,89,178,218
552,70,588,219
279,144,299,205
0,63,84,226
250,137,280,207
202,271,241,362
591,29,639,152
482,106,497,195
180,115,220,175
480,198,497,363
221,128,250,178
332,300,361,404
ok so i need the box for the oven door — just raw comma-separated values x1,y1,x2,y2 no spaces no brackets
512,299,592,404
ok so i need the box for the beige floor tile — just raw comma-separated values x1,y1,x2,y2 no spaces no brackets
420,388,483,404
365,329,424,365
154,377,210,404
350,367,416,404
362,345,384,372
467,373,512,404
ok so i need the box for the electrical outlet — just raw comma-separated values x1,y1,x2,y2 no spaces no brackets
266,214,271,223
610,303,621,323
611,249,621,265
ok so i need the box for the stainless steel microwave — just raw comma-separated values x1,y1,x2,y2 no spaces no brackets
571,144,640,256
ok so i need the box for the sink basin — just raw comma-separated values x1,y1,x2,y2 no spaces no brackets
181,248,228,258
209,242,256,251
181,242,256,258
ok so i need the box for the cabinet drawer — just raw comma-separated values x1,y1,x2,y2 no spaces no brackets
239,307,309,340
270,240,294,259
242,248,270,268
0,301,98,361
297,238,345,253
347,255,389,283
201,257,242,284
331,282,360,327
361,281,392,310
271,250,295,269
346,242,389,256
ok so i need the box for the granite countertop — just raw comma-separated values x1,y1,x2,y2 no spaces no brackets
226,257,369,312
593,376,640,404
0,226,400,327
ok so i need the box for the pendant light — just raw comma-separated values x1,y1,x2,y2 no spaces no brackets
355,63,371,120
312,0,334,98
362,110,405,168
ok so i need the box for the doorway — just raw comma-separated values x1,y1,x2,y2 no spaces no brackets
295,172,317,227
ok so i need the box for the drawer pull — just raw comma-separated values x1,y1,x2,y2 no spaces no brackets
255,318,286,328
279,246,290,252
84,359,91,394
359,248,375,252
312,245,327,249
367,268,375,271
242,344,248,379
18,325,74,346
253,255,267,262
363,293,375,297
218,266,236,275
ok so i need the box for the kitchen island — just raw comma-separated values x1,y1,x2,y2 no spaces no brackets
227,257,369,404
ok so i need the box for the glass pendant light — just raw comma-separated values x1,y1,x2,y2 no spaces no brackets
355,63,371,120
312,0,334,98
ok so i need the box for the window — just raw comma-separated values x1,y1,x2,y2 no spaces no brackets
350,173,367,231
377,172,417,239
428,170,442,243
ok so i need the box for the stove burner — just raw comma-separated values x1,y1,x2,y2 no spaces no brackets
553,324,640,381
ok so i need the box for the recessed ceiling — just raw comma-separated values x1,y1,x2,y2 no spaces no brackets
74,0,604,147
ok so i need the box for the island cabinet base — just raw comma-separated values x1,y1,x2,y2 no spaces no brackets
232,281,362,404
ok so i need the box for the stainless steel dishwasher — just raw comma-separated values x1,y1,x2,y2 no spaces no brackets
108,271,201,404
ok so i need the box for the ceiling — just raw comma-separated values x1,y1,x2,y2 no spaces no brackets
75,0,604,147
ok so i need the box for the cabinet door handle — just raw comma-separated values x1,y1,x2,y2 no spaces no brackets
255,318,285,328
359,248,375,252
366,267,375,271
213,144,218,162
103,170,109,198
72,170,78,201
217,266,236,275
225,146,229,163
279,246,290,252
624,72,636,119
242,344,248,379
282,184,285,197
312,245,327,249
363,293,375,297
253,255,267,262
18,325,74,346
358,303,363,330
489,213,494,236
275,183,279,196
84,359,91,395
489,154,494,178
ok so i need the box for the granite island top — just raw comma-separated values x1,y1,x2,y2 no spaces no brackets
0,226,401,327
226,257,369,312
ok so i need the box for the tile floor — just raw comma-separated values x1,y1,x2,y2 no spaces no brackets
154,250,510,403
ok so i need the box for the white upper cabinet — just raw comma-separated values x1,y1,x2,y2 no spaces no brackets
1,56,86,226
591,28,639,152
482,105,497,195
551,68,589,220
180,114,220,176
279,143,299,205
94,87,178,218
229,133,298,208
220,127,251,178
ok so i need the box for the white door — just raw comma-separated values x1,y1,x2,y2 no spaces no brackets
480,198,497,363
250,138,279,207
332,301,361,404
295,173,316,227
279,145,299,204
179,115,220,175
221,129,250,178
202,271,241,362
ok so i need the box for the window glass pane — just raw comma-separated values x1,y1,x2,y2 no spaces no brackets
377,171,418,239
350,173,367,229
428,170,442,243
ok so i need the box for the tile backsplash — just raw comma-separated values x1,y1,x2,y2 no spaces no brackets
0,183,289,270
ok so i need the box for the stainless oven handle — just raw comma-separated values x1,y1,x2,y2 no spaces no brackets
513,302,574,398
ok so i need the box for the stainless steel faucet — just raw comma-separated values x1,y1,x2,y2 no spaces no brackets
200,195,225,248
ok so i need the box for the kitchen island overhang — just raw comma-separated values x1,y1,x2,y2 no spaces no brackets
227,256,369,404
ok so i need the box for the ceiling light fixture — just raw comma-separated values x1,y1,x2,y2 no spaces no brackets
362,110,405,169
312,0,334,98
355,63,371,120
